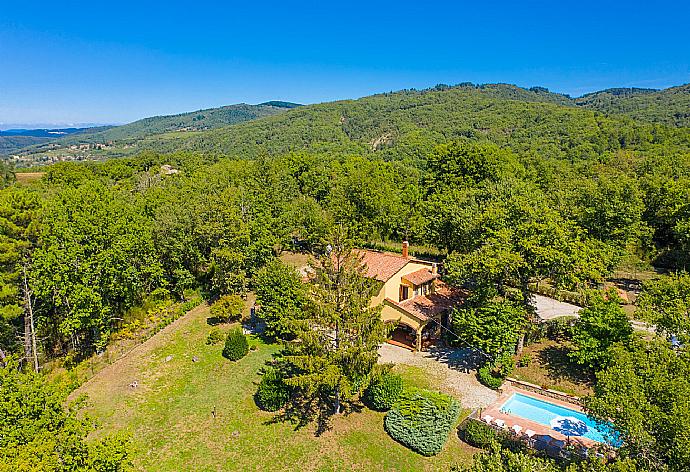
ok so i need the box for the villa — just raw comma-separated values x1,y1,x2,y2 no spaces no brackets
356,242,465,351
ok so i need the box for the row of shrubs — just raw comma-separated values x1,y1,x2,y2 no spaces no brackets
253,366,461,456
461,418,526,452
365,370,461,456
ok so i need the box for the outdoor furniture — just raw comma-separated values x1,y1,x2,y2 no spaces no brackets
524,429,536,438
482,415,494,424
493,418,506,428
511,424,523,435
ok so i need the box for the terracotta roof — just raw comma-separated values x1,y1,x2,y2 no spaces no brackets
390,281,467,321
402,268,438,286
354,249,410,282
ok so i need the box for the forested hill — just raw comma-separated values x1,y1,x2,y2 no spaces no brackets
131,83,690,162
6,102,295,160
0,126,104,154
50,102,296,144
575,84,690,127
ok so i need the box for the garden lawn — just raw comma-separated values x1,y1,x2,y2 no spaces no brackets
512,340,594,397
74,304,475,471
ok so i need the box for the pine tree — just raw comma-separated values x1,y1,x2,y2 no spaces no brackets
282,229,389,416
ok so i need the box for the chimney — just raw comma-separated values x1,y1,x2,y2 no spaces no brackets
402,241,409,258
431,263,438,275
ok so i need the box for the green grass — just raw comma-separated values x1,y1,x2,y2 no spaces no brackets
76,304,475,471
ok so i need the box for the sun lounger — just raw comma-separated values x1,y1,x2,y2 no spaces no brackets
512,424,523,435
493,418,506,428
524,429,536,438
482,415,494,424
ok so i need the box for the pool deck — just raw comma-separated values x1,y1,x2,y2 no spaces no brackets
478,386,599,449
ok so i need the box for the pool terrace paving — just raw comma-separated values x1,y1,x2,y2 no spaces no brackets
478,387,600,449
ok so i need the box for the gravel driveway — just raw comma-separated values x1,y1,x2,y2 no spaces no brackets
378,343,498,410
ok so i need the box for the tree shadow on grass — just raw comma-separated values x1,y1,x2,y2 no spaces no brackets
538,345,594,386
206,316,226,326
263,394,365,437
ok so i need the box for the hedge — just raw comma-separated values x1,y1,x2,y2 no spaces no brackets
477,366,504,389
461,419,498,448
222,328,249,361
384,388,461,456
255,367,290,411
364,371,404,411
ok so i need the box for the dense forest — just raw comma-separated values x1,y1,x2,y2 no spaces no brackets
6,102,296,159
1,82,690,470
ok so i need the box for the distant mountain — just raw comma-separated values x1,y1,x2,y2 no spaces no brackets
0,127,100,154
50,103,295,145
259,101,302,109
125,83,687,162
575,84,690,127
9,82,690,168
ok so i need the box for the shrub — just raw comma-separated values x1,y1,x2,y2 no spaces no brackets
210,294,244,323
255,367,290,411
364,371,404,411
517,353,532,367
384,388,461,456
206,327,225,345
545,316,577,340
477,366,504,389
461,419,498,448
222,328,249,361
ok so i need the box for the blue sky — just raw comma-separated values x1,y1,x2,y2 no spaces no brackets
1,0,689,127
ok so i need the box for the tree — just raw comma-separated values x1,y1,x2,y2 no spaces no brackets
0,161,15,189
454,445,642,472
427,139,523,189
451,300,528,359
584,339,690,471
280,230,389,420
637,272,690,344
254,258,307,340
222,328,249,361
210,294,244,323
0,362,131,471
569,290,633,370
0,187,40,369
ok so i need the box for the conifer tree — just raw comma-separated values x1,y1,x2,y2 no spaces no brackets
282,229,389,416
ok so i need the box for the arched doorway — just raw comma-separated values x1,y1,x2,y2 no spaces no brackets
388,321,417,351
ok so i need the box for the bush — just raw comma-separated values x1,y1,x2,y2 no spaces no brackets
545,316,577,340
384,388,461,456
210,294,244,323
461,420,498,448
255,367,290,411
206,327,225,345
517,353,532,367
477,366,504,389
364,371,404,411
222,328,249,361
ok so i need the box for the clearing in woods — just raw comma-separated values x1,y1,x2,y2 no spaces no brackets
74,303,476,471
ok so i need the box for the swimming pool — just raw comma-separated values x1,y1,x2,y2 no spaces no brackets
500,393,619,445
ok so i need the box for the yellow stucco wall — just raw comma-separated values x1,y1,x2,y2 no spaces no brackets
370,259,433,332
379,260,431,300
381,302,425,331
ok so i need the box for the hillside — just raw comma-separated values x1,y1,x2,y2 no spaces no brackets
39,102,296,145
8,83,690,168
0,126,101,155
575,84,690,127
6,102,298,165
131,83,690,163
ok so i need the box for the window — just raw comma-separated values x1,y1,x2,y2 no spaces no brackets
399,285,409,301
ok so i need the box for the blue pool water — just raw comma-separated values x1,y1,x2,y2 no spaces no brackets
500,393,620,445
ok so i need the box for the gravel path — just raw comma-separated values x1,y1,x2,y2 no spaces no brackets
378,343,498,410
